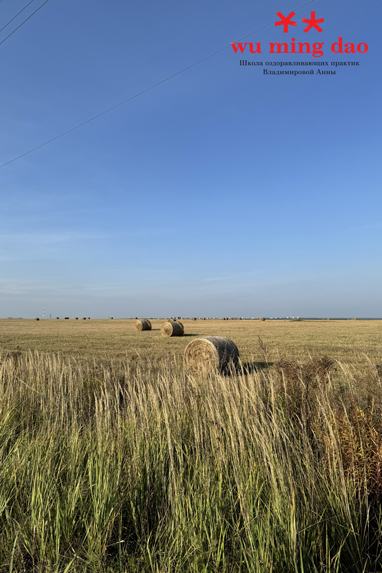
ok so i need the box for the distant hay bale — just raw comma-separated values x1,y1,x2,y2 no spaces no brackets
259,317,265,321
161,321,184,338
64,317,69,320
110,317,113,320
191,317,196,321
35,318,39,321
202,317,206,320
75,317,78,320
56,317,59,319
184,336,239,374
82,317,86,320
134,319,152,331
166,318,184,331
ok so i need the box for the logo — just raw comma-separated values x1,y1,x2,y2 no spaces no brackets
231,11,369,59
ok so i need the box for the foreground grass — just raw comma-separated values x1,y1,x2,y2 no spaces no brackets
0,348,382,572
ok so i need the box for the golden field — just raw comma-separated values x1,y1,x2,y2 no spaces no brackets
1,317,381,364
0,317,382,571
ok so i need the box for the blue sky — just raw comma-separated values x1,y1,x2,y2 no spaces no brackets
1,0,381,318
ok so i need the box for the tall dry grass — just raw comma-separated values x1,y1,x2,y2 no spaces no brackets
0,349,381,571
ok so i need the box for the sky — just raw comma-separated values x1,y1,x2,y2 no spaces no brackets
0,0,381,318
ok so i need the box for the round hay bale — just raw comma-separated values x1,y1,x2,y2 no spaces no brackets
259,317,265,321
191,317,196,321
134,319,152,331
35,318,39,321
56,317,59,319
82,317,86,320
166,318,184,333
75,317,78,320
184,336,239,374
161,321,184,338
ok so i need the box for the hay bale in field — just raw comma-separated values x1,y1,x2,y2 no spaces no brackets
134,319,152,331
191,317,196,321
75,317,78,320
259,317,265,321
184,336,239,374
56,317,59,319
161,320,184,337
110,317,113,320
82,317,86,320
167,318,184,330
64,317,69,320
35,318,39,321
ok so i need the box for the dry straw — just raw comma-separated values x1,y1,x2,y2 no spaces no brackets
184,336,239,374
134,319,152,331
161,320,184,338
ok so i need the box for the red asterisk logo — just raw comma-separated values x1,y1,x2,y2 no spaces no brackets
302,11,324,33
275,11,297,33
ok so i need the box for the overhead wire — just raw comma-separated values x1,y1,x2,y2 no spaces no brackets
0,0,51,47
0,0,36,35
0,0,315,170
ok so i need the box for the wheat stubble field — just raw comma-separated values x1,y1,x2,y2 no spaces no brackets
0,319,382,572
1,318,382,362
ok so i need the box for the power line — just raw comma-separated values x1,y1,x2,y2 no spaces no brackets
0,0,36,35
0,0,315,170
0,0,51,47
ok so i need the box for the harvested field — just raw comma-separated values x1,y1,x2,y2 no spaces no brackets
0,318,382,571
0,319,381,369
